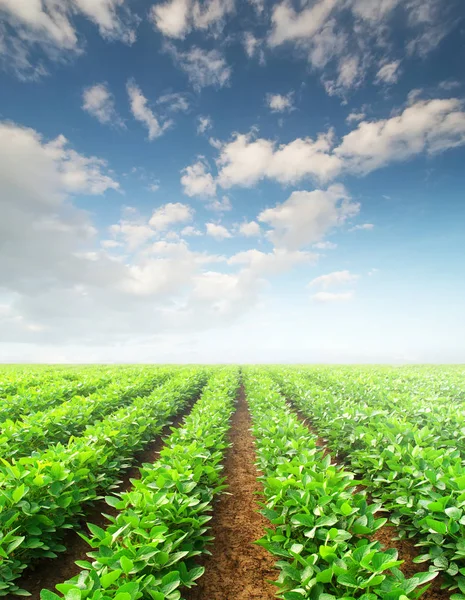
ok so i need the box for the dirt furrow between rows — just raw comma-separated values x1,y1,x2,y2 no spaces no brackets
13,401,196,600
184,384,277,600
291,406,450,600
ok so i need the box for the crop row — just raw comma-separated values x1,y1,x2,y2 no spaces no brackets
0,369,208,596
275,369,465,596
0,371,114,423
40,367,240,600
0,368,173,459
243,369,436,600
297,368,465,452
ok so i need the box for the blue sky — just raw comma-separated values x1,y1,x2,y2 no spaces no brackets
0,0,464,363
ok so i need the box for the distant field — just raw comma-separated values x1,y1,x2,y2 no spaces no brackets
0,365,463,599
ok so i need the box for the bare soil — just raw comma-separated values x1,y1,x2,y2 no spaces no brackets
12,403,194,600
184,385,277,600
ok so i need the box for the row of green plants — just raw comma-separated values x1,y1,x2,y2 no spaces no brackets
0,369,208,597
0,368,173,459
275,369,465,596
0,371,114,424
40,367,240,600
296,367,465,451
243,369,436,600
0,366,108,398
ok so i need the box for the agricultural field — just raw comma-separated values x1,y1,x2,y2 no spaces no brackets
0,365,464,600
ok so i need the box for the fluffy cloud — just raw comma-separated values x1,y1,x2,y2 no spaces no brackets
197,115,213,134
311,291,354,303
205,223,232,240
243,32,264,63
238,221,261,237
0,121,268,345
0,0,138,79
216,130,341,187
258,185,360,250
165,44,231,90
150,0,234,39
309,270,359,289
375,60,401,85
187,98,465,193
207,196,232,212
336,98,465,174
350,223,374,231
313,241,337,249
149,202,194,231
267,0,452,97
228,248,315,275
157,92,190,113
267,92,294,112
346,111,366,123
181,158,217,197
127,81,173,140
82,83,124,127
181,225,202,236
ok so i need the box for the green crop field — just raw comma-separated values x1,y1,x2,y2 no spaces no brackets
0,365,464,600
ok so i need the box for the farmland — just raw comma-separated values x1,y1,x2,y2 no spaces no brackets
0,366,464,600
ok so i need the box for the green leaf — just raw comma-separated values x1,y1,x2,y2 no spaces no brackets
100,569,122,588
340,502,353,516
161,571,181,595
120,556,134,574
425,518,447,535
12,484,26,503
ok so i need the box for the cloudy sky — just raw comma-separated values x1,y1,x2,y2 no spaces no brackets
1,0,464,363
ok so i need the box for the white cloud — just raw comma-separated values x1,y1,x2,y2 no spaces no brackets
266,0,452,98
0,0,139,79
308,270,359,289
259,184,359,250
346,111,366,123
311,291,354,303
150,0,191,38
336,99,465,174
205,223,232,240
313,241,337,249
238,221,261,237
149,202,194,231
165,44,231,90
197,115,213,134
127,80,172,140
101,239,122,249
110,220,155,251
182,98,465,193
150,0,234,39
243,32,264,62
207,196,232,212
228,248,315,275
267,92,294,113
349,223,374,231
216,129,341,187
181,158,217,197
375,60,401,85
148,182,160,192
268,0,337,47
181,225,202,236
157,92,190,112
82,83,124,127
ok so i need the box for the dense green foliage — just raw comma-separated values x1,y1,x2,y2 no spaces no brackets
40,367,239,600
244,368,436,600
273,366,465,596
0,364,463,599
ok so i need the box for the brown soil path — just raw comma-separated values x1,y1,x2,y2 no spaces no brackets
291,403,449,600
13,403,194,600
184,385,277,600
